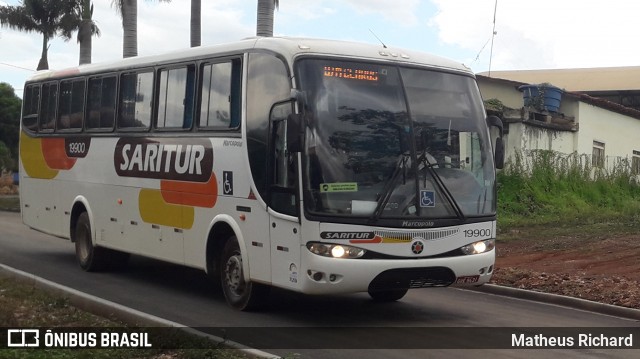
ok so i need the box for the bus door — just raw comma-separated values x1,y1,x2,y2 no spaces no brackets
268,102,301,289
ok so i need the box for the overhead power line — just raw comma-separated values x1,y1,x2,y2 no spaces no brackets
0,62,35,72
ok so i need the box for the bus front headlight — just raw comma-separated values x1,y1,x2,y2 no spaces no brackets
460,239,495,255
307,242,366,259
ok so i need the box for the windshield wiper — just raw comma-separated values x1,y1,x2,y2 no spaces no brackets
418,152,466,221
369,153,409,223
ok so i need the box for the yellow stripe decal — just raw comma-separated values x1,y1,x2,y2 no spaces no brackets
139,189,194,229
19,132,58,179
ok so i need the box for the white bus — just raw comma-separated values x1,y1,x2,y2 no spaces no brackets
19,37,504,310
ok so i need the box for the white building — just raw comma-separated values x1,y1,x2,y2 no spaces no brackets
477,74,640,174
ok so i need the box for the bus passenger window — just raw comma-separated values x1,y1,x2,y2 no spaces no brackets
199,60,240,129
157,65,195,129
57,79,85,131
22,85,40,132
40,82,58,132
119,71,153,130
87,76,116,130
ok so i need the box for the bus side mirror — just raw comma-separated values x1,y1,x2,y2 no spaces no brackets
287,113,302,153
487,115,505,169
494,137,505,169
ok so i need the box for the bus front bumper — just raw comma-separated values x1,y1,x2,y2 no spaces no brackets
298,249,495,295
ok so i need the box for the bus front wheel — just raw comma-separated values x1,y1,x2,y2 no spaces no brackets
220,236,269,311
74,212,108,272
368,289,409,302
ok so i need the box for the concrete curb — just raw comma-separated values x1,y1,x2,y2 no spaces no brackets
464,284,640,321
0,263,278,358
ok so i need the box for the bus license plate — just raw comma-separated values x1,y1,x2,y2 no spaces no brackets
456,275,480,284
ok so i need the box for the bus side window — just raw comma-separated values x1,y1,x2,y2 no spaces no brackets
119,71,153,130
199,59,240,130
87,76,117,131
157,65,195,130
246,52,291,203
57,79,85,131
40,82,58,132
22,85,40,132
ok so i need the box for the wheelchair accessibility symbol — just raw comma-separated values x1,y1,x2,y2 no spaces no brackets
420,190,435,208
223,171,233,195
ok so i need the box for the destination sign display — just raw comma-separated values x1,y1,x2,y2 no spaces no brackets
323,66,379,82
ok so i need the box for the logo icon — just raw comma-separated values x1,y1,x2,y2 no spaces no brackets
7,329,40,347
411,241,424,254
223,171,233,195
420,190,435,207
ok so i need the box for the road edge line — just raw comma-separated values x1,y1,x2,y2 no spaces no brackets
0,263,278,358
463,284,640,320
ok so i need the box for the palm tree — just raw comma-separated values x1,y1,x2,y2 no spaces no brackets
111,0,171,58
256,0,279,37
77,1,100,65
0,0,80,70
190,0,200,47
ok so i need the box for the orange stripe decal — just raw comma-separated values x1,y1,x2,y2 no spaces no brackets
41,138,76,170
160,172,218,208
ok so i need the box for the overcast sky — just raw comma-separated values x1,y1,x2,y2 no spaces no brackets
1,0,639,95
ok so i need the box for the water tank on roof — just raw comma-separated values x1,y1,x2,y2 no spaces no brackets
519,84,563,113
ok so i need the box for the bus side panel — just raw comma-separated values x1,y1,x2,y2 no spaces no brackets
183,137,273,283
20,177,59,236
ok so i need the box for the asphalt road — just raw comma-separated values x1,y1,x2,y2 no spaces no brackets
0,211,638,358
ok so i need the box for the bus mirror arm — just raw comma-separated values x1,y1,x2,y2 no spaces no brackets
487,115,505,169
290,89,307,104
287,113,303,153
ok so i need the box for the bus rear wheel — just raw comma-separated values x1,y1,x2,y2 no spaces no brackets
220,236,269,311
368,289,409,302
74,212,108,272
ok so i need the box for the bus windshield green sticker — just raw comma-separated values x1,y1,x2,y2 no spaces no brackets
320,182,358,193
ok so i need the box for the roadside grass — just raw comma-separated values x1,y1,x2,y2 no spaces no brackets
0,277,249,359
0,196,19,212
497,150,640,237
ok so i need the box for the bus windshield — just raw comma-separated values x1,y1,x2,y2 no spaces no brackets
297,58,495,221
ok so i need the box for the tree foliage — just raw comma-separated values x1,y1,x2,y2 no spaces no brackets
0,83,21,171
0,0,81,70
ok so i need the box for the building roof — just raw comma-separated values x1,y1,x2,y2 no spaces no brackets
476,74,640,121
479,66,640,92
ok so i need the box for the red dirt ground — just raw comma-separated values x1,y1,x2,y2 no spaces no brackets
492,230,640,309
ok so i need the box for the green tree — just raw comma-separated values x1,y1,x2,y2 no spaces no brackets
0,83,22,171
256,0,279,37
0,0,80,70
111,0,171,58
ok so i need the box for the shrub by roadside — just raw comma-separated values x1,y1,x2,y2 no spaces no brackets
0,173,18,195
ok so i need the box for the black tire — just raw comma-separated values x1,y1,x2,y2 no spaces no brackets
368,288,409,302
220,236,269,311
74,212,108,272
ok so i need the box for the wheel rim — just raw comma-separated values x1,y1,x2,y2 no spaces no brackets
77,222,90,262
224,252,245,297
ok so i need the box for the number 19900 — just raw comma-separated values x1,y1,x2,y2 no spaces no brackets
463,229,491,237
